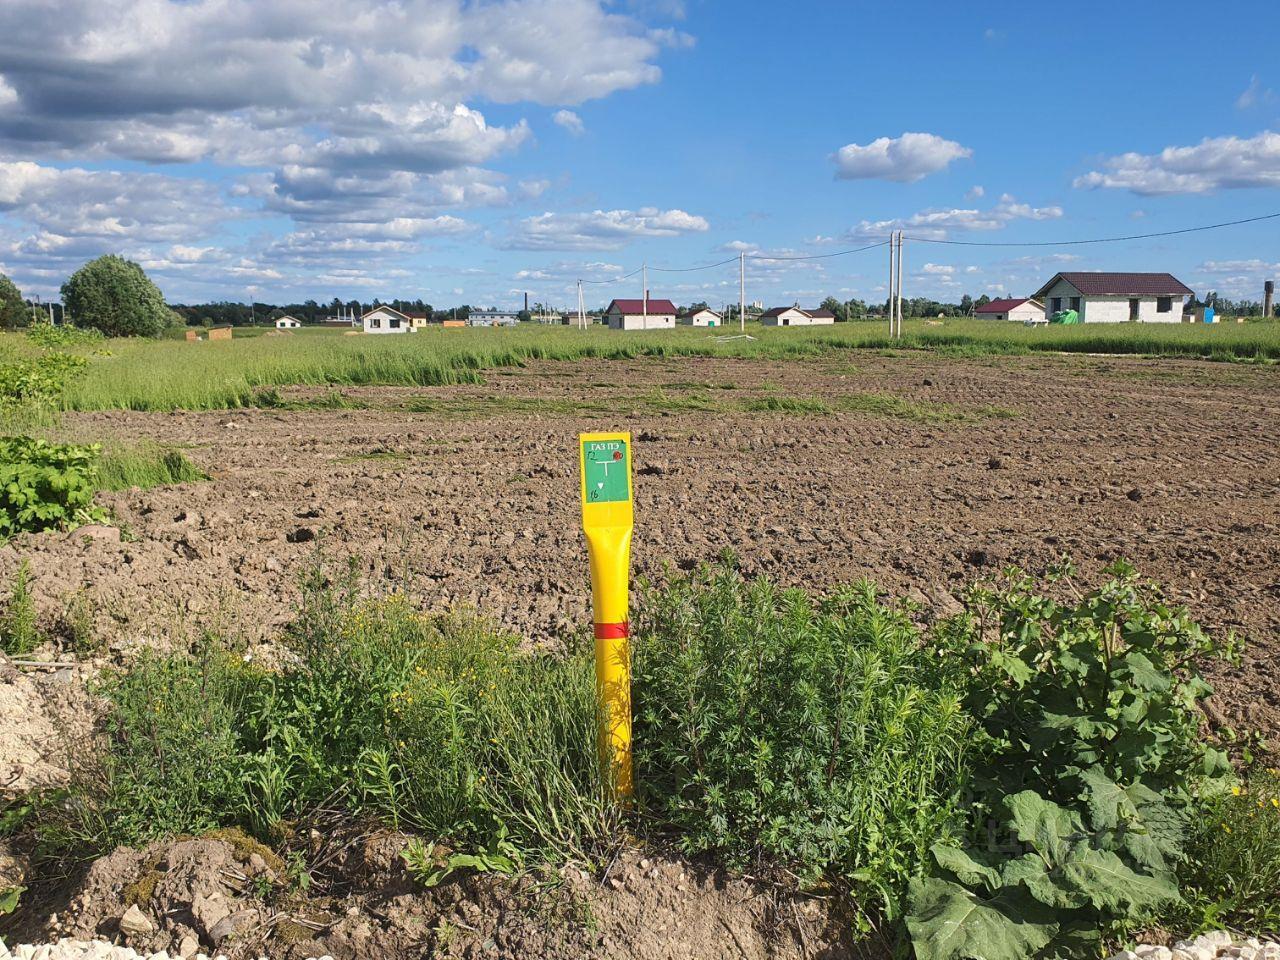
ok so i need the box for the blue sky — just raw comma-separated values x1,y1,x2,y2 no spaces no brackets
0,0,1277,309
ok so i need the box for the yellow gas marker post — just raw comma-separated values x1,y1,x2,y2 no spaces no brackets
579,431,634,800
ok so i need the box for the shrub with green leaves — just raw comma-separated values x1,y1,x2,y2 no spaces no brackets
632,562,973,908
44,571,613,865
1,559,39,656
60,254,172,338
0,273,25,330
0,436,108,540
907,562,1238,960
25,322,105,348
1177,770,1280,934
0,352,88,409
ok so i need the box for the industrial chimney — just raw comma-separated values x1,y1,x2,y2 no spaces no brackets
524,292,529,313
1265,280,1274,319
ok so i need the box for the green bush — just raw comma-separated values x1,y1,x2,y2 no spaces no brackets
1177,770,1280,933
632,563,972,908
1,560,39,656
25,322,105,348
60,255,172,338
906,562,1238,960
0,274,25,330
0,352,88,409
0,436,107,540
45,571,613,864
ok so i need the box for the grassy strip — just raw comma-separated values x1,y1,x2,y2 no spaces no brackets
0,319,1271,413
405,389,1011,423
94,444,208,491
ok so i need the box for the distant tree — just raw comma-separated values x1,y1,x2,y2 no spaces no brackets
846,298,868,320
974,294,992,309
820,296,846,322
0,273,25,330
61,255,171,337
959,294,973,315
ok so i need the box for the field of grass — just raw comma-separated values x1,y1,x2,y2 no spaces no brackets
2,318,1276,413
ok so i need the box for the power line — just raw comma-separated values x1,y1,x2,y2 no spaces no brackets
579,266,644,285
648,255,740,273
906,211,1280,247
746,240,891,262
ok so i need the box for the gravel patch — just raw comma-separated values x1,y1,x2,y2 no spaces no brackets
1112,933,1280,960
0,942,332,960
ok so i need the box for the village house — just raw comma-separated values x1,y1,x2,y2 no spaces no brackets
274,315,302,329
469,309,520,327
1032,272,1193,323
759,306,835,327
679,307,722,327
974,298,1045,322
604,298,677,330
360,306,429,334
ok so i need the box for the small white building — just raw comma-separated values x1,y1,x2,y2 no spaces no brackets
361,306,428,334
974,298,1045,322
468,309,520,327
1032,272,1193,324
760,306,836,327
679,307,722,327
604,298,677,330
274,315,302,329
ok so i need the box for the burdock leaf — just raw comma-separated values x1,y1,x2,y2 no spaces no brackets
906,877,1059,960
931,843,1001,890
1059,846,1180,912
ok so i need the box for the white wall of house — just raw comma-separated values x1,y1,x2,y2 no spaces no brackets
362,307,411,334
606,309,676,330
981,302,1045,322
1040,280,1184,324
275,317,301,328
762,307,826,326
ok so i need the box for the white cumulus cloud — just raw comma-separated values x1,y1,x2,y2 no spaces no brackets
499,207,709,250
1074,130,1280,195
553,109,585,136
833,132,971,183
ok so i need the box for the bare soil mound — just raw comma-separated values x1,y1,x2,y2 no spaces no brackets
11,831,859,960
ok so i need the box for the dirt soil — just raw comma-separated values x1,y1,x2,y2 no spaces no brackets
1,350,1278,735
8,830,860,960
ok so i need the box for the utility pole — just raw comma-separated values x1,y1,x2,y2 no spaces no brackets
896,231,906,338
577,280,585,329
888,232,897,338
737,252,747,335
642,263,648,330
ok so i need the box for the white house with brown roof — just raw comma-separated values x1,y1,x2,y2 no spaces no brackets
760,306,835,327
974,298,1045,323
274,315,302,329
361,306,429,334
605,298,677,330
1032,273,1193,323
679,307,721,327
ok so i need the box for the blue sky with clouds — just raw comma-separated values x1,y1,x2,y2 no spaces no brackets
0,0,1277,310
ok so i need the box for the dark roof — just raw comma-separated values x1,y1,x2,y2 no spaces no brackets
975,298,1038,314
607,298,678,315
1034,272,1193,299
403,311,428,320
762,306,831,319
362,305,409,319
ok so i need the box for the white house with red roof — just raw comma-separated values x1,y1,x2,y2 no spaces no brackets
974,298,1045,323
605,297,677,330
1031,272,1193,323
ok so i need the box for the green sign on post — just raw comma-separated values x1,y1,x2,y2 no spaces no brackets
582,438,630,504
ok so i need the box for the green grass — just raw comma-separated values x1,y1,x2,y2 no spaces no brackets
94,444,208,491
404,387,1010,423
0,318,1273,413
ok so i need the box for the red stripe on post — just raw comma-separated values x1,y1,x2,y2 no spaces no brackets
594,622,630,639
